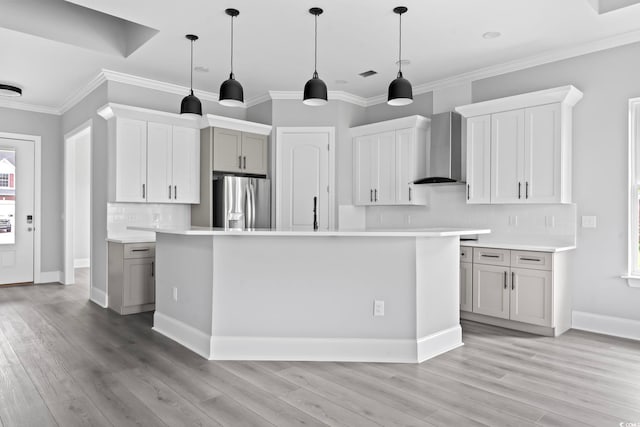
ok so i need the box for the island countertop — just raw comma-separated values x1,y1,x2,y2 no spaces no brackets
128,226,491,238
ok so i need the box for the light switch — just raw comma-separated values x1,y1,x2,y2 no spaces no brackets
582,216,597,228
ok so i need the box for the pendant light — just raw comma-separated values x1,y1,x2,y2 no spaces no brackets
180,34,203,117
303,7,328,106
387,6,413,106
219,8,244,107
0,84,22,97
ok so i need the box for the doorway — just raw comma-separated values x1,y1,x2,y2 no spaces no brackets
275,127,335,230
64,122,92,288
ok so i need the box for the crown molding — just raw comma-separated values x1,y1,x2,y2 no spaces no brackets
268,90,368,107
0,98,60,115
58,72,107,115
245,93,272,108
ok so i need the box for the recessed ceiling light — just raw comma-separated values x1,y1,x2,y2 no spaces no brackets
335,79,348,84
395,59,411,66
483,31,501,39
194,66,209,73
0,84,22,97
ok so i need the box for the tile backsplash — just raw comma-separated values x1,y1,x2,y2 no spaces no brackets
107,203,191,239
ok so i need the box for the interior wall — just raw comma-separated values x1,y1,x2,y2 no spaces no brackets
0,106,62,274
471,41,640,323
364,91,433,124
72,131,90,266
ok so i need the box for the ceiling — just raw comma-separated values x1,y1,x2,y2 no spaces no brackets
3,0,640,112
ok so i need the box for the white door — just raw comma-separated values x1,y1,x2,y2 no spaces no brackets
472,264,510,319
146,122,172,203
171,126,200,203
0,138,34,284
510,267,552,326
276,128,334,231
524,104,562,203
353,135,375,205
466,115,491,204
491,110,525,203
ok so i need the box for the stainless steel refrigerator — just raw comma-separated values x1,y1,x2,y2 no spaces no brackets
212,176,271,229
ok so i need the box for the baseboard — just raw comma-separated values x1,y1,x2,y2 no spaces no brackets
416,325,463,362
89,287,108,308
152,311,212,359
74,258,90,268
572,310,640,341
37,270,62,284
461,311,556,336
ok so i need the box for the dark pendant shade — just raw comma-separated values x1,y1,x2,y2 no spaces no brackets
387,71,413,106
0,84,22,97
219,73,244,107
303,72,328,106
180,90,202,116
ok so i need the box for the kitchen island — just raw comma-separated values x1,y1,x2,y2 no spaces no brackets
130,226,489,363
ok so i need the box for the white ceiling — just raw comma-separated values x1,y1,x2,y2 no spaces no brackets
3,0,640,111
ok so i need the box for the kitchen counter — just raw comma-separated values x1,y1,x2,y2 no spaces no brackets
106,235,156,244
135,226,489,363
461,238,575,252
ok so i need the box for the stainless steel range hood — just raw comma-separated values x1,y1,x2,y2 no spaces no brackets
413,111,464,184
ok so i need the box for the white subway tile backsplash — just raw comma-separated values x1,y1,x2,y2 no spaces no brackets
107,203,191,239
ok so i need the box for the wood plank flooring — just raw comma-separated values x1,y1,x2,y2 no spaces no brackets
0,270,639,426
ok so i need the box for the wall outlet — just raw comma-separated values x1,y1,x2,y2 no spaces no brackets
172,287,178,302
546,215,555,228
509,215,518,226
406,214,412,225
582,216,597,228
374,300,385,316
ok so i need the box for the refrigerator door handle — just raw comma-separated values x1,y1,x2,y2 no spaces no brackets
251,182,257,229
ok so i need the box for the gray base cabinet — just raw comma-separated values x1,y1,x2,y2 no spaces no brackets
108,242,156,315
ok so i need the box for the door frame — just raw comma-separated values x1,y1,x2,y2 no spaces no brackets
63,120,92,286
0,131,41,283
275,127,336,230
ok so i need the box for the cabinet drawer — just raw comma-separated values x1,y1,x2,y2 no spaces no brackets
473,247,510,266
460,246,472,262
511,250,552,271
124,243,155,259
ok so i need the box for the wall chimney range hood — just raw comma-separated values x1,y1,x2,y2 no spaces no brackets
413,111,464,185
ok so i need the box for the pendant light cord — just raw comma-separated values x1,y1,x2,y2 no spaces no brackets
230,15,235,76
190,39,194,94
314,13,318,76
398,11,402,76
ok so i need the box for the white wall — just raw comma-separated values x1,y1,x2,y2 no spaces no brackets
72,131,90,266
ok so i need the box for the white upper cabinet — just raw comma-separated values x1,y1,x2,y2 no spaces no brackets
456,85,582,204
351,116,430,206
99,103,201,204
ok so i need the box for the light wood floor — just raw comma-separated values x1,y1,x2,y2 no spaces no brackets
1,272,639,426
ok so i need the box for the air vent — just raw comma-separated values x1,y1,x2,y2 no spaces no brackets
359,70,378,78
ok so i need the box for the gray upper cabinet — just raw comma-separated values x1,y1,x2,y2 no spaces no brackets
212,128,267,175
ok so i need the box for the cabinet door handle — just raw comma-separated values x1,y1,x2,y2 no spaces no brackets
503,271,507,289
238,155,242,169
467,184,470,201
512,271,515,290
370,189,373,202
169,185,172,199
526,182,529,199
409,187,412,201
518,182,521,199
151,261,155,277
243,156,247,169
132,248,150,252
374,189,378,202
142,184,146,199
175,185,177,200
520,257,541,262
481,254,500,258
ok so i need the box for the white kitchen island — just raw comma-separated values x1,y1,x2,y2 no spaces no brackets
130,226,489,363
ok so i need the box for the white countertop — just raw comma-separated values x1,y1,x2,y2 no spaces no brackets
128,226,491,238
106,235,156,244
460,239,575,253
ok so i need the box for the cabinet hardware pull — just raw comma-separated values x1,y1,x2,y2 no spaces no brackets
169,185,172,199
461,252,465,256
409,187,412,201
175,185,177,199
238,155,242,169
481,254,500,258
142,184,145,199
467,184,470,200
503,271,507,289
370,189,373,202
520,257,541,262
512,271,515,290
131,249,150,252
374,189,378,202
243,156,247,169
526,182,529,199
152,261,155,277
518,182,521,199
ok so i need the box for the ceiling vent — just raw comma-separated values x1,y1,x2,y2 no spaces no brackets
359,70,378,78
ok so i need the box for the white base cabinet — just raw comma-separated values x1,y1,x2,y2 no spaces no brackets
460,245,571,336
108,242,156,315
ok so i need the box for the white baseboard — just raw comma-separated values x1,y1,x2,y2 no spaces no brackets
37,270,62,284
89,286,108,308
152,311,212,359
572,311,640,341
74,258,90,268
417,325,463,362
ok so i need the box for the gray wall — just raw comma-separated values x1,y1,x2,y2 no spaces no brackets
0,107,62,273
364,91,433,124
471,41,640,322
73,133,90,263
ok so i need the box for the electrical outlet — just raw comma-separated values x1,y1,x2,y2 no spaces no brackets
546,215,555,228
172,287,178,302
509,215,518,226
379,214,384,224
582,216,597,228
406,215,412,225
374,300,385,316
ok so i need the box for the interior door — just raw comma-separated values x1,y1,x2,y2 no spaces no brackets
276,128,332,230
0,138,34,285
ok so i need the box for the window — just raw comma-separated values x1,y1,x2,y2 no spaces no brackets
0,173,7,187
626,99,640,284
